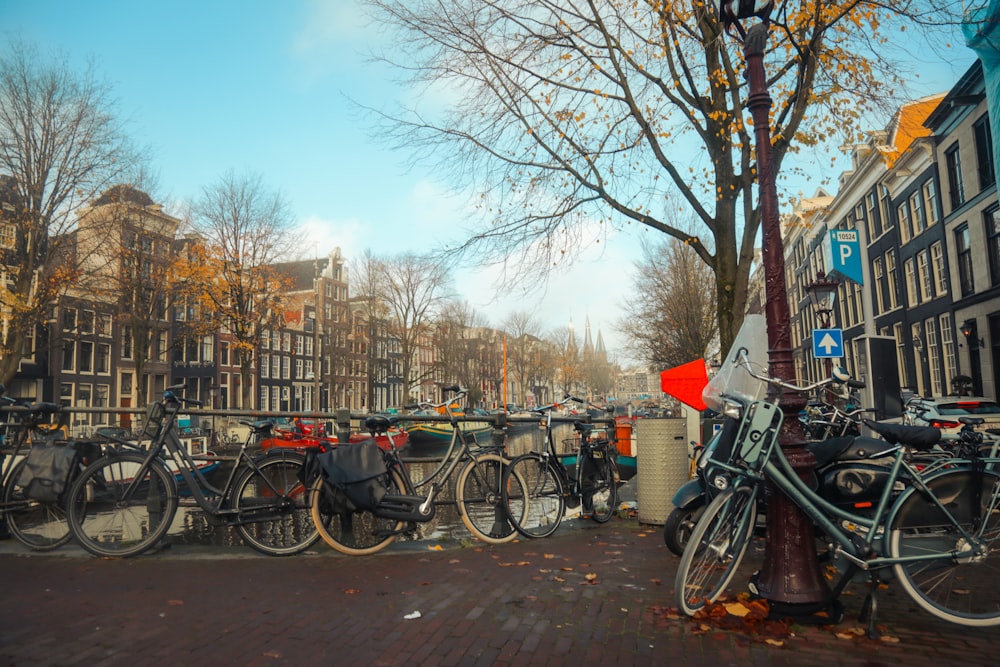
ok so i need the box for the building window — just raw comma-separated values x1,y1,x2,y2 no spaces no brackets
886,249,899,309
921,179,939,227
924,317,941,395
894,322,909,390
96,343,110,374
295,335,304,355
987,205,1000,286
930,241,947,297
910,191,926,236
916,250,932,302
898,201,912,243
940,315,957,391
0,223,15,249
220,341,230,366
904,257,917,306
122,327,134,360
63,308,77,332
878,184,893,232
956,224,975,296
62,341,75,372
873,257,885,314
974,114,995,191
946,144,965,211
261,353,270,378
866,191,880,239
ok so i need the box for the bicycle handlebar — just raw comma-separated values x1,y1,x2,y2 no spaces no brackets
735,348,866,394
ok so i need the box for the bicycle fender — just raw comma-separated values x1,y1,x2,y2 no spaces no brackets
671,479,707,509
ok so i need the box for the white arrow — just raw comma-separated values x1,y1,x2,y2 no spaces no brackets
818,332,839,354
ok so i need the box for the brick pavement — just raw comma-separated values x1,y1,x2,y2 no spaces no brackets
2,516,1000,666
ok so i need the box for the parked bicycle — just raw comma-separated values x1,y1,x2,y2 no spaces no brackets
66,384,318,557
675,314,1000,633
500,395,619,538
0,388,101,550
308,385,528,555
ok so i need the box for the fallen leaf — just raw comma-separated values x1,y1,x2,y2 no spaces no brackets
723,602,750,617
263,650,282,658
880,635,900,644
343,588,361,595
428,545,443,551
764,639,784,647
585,573,598,582
167,599,184,606
403,611,422,620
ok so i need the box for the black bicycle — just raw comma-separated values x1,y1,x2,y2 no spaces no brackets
0,389,101,550
501,395,619,538
66,384,318,557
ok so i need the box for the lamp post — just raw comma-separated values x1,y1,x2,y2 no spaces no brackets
721,2,831,614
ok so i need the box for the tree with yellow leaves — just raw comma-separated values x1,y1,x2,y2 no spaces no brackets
362,0,962,349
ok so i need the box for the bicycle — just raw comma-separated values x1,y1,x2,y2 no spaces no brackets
0,389,100,550
500,395,619,538
675,316,1000,633
308,385,528,555
66,384,318,557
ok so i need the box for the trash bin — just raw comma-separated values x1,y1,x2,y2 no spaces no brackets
635,418,690,525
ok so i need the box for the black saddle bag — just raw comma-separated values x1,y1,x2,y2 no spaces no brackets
315,440,388,511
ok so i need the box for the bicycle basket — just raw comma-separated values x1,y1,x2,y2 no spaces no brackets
316,440,388,511
729,401,782,470
141,402,167,440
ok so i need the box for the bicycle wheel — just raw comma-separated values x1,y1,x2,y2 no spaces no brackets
504,453,566,538
456,453,526,544
582,451,618,524
664,501,706,557
232,452,319,556
675,485,758,616
888,468,1000,626
67,452,178,558
2,457,72,551
310,467,406,556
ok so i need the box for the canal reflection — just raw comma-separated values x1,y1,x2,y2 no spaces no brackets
165,423,577,549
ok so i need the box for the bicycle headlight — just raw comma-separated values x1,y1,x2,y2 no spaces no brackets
711,474,731,491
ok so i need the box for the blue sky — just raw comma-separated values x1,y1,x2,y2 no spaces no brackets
0,0,980,365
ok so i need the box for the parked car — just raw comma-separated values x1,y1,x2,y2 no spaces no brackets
904,395,1000,436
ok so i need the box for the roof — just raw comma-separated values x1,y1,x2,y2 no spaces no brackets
880,93,948,168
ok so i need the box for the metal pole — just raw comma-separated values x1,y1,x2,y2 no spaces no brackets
742,22,830,611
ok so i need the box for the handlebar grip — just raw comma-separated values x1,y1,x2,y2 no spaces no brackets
846,379,866,389
404,403,420,410
442,384,462,393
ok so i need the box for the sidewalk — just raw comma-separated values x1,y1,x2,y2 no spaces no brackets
2,513,999,666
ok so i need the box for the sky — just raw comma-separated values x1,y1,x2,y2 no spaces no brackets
0,0,980,367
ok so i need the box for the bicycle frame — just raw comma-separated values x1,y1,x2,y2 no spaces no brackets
110,397,295,524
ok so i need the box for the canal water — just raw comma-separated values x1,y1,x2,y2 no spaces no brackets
168,423,578,550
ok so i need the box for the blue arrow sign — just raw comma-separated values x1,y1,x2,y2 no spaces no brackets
813,328,844,358
828,230,863,285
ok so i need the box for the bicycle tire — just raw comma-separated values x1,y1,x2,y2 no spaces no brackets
583,451,618,524
310,467,407,556
503,453,566,538
456,453,526,544
675,485,758,616
67,451,178,558
232,452,319,556
664,501,706,557
888,468,1000,626
2,457,72,551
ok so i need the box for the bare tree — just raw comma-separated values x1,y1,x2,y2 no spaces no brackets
502,310,543,407
434,299,488,403
620,237,718,370
350,250,395,410
363,1,961,350
379,253,451,401
178,170,299,409
0,38,143,386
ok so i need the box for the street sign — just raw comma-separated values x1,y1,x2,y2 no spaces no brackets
827,230,863,285
813,328,844,358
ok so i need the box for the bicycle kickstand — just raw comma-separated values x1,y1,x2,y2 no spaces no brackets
859,574,881,640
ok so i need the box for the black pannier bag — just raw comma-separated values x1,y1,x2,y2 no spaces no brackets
17,440,78,503
316,439,388,511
